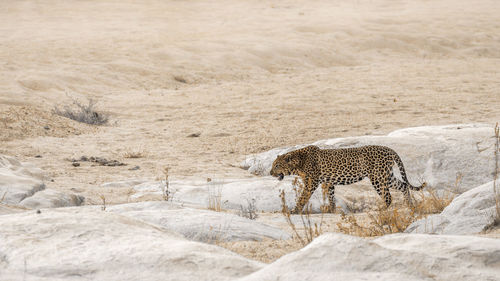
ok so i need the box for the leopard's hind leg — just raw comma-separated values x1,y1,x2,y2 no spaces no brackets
388,171,414,208
321,182,336,213
369,174,392,208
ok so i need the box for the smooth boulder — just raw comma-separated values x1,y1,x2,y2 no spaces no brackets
0,154,84,209
241,124,496,192
0,154,45,205
107,201,291,242
239,233,500,281
128,178,349,213
406,180,498,234
0,207,263,281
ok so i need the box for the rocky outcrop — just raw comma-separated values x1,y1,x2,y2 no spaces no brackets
406,180,498,234
0,154,46,205
241,124,496,193
0,154,84,210
240,233,500,281
121,177,349,213
0,207,263,281
107,201,291,242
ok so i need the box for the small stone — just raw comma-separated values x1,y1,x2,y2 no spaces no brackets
187,132,201,138
34,155,42,158
128,166,140,171
43,125,50,130
36,210,41,214
72,162,80,167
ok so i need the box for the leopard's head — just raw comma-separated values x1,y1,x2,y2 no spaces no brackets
270,151,303,181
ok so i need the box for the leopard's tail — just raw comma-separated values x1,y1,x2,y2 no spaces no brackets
394,154,426,191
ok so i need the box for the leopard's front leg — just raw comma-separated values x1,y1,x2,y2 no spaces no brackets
292,175,320,214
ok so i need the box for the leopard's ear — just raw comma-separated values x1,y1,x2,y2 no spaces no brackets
285,151,303,168
284,154,291,162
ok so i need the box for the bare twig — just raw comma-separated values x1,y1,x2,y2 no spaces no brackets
494,123,500,223
280,177,325,246
99,194,106,211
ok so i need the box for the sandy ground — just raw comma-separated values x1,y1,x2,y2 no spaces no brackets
1,0,499,204
1,0,499,262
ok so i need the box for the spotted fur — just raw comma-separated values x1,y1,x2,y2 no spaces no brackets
270,145,425,213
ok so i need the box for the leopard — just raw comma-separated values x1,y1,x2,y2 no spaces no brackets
270,145,425,213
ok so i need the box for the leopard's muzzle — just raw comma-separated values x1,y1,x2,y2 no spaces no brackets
277,173,284,181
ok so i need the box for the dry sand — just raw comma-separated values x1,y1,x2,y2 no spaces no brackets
1,0,499,209
1,0,499,265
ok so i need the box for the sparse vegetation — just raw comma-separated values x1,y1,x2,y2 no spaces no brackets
337,182,458,237
489,123,500,229
192,222,232,245
53,98,108,125
337,202,418,237
238,198,258,220
207,178,223,212
280,177,326,246
99,194,106,211
161,167,175,201
413,187,456,215
123,148,146,159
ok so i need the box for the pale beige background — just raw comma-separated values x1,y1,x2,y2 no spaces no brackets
1,0,499,204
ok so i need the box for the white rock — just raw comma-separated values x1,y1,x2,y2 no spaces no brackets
18,189,85,209
0,154,85,209
100,178,149,188
406,180,498,234
0,154,46,205
240,233,500,281
107,201,291,242
130,177,349,213
0,204,27,215
241,124,496,192
0,207,263,281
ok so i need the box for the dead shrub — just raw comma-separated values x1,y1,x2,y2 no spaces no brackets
337,202,418,237
337,182,458,237
412,187,456,215
53,98,108,125
238,198,258,220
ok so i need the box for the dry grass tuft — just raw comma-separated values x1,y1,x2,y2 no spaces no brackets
280,176,326,246
490,123,500,228
99,194,106,211
53,98,108,125
207,178,223,212
161,167,173,201
337,203,418,237
409,173,459,217
337,183,457,237
123,148,146,159
238,198,258,220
